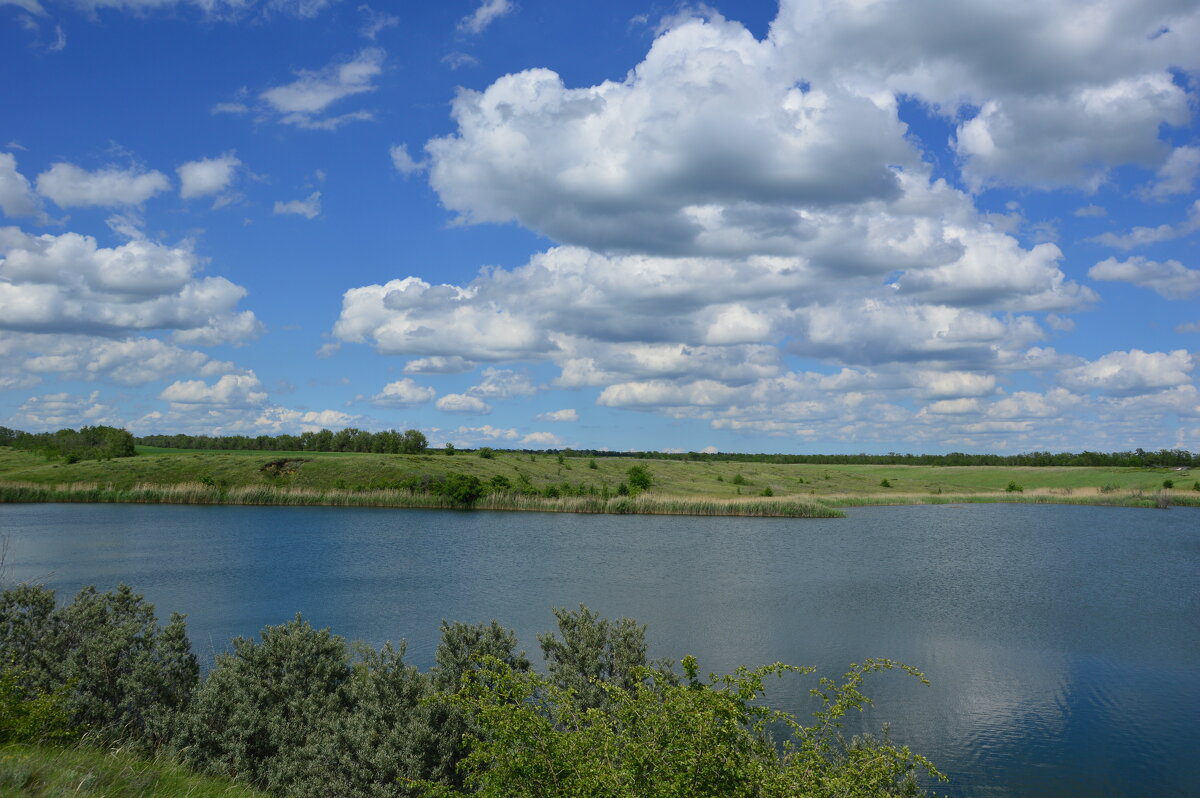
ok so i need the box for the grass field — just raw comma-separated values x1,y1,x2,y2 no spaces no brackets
1,446,1197,515
0,743,267,798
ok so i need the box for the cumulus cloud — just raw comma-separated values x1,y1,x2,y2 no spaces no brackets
260,48,383,129
435,393,491,414
521,431,563,447
466,367,537,399
1059,349,1194,396
403,355,476,374
177,154,240,199
388,143,424,176
8,391,118,430
536,408,578,422
159,373,268,407
457,0,512,34
0,226,263,342
1089,256,1200,299
1090,201,1200,250
35,162,170,208
0,153,42,218
10,333,238,385
370,378,435,407
273,192,321,219
1141,145,1200,201
329,1,1200,447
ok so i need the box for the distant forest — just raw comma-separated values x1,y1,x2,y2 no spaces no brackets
0,425,136,462
129,429,1198,468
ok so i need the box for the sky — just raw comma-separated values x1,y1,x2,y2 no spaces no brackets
1,0,1199,454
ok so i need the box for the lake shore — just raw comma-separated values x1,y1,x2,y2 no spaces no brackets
2,479,1198,516
1,446,1197,517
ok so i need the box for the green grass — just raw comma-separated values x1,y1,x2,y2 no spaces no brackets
2,446,1196,516
0,743,267,798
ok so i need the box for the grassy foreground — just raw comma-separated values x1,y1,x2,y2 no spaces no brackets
0,743,268,798
1,446,1197,516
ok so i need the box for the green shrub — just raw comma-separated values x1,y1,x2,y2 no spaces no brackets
626,465,652,492
588,459,598,470
760,487,774,497
477,447,494,460
880,479,891,488
1005,481,1023,493
0,669,74,744
1162,479,1174,489
732,473,747,485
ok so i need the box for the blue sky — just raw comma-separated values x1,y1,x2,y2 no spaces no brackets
1,0,1198,453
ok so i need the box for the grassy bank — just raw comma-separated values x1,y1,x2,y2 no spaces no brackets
1,446,1196,516
0,743,268,798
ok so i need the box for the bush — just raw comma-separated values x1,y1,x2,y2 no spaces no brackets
440,474,485,506
0,668,74,744
435,656,943,797
1162,479,1174,489
588,459,598,470
0,583,198,749
760,487,774,497
626,465,652,492
477,447,494,459
880,478,891,488
1005,481,1023,493
732,473,747,485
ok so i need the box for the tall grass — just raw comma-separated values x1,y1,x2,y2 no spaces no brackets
0,742,267,797
0,482,843,518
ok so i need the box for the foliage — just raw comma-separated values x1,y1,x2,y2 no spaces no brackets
0,669,74,745
4,426,136,462
880,479,891,488
588,459,598,469
427,655,943,798
438,474,485,506
1005,481,1023,493
0,584,197,748
732,473,748,485
537,605,674,712
477,447,495,460
1161,479,1173,489
626,465,652,492
761,487,774,496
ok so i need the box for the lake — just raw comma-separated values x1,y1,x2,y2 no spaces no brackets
1,502,1197,796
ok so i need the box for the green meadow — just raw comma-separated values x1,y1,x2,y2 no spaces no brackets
1,445,1196,515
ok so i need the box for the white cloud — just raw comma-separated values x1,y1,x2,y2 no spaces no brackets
521,431,563,447
1073,205,1107,218
8,391,117,430
0,153,42,218
0,226,262,341
159,373,268,407
1090,201,1200,250
388,143,424,176
403,355,476,374
273,191,321,219
1059,350,1194,396
1089,256,1200,299
536,408,578,422
12,333,238,385
466,367,537,399
177,153,240,199
370,378,435,407
1177,321,1200,334
448,424,519,441
457,0,511,34
260,48,383,128
435,393,491,414
1141,145,1200,201
2,0,45,12
36,162,170,208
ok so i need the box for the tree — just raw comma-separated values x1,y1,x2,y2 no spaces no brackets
626,465,652,492
399,429,428,454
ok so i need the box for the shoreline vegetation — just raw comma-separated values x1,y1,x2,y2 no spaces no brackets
2,443,1198,516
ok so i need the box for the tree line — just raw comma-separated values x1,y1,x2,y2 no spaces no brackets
126,428,1197,468
0,426,136,463
0,583,942,797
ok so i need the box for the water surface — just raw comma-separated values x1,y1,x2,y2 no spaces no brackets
1,502,1197,797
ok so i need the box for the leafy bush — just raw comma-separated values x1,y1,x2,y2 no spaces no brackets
439,474,485,506
760,487,774,497
626,465,652,492
732,473,748,485
431,655,943,798
0,583,197,749
1162,479,1174,489
880,479,891,488
1005,481,1023,493
0,669,74,744
477,447,494,459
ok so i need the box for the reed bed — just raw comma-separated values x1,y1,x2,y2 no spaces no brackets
825,490,1199,510
0,482,843,518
